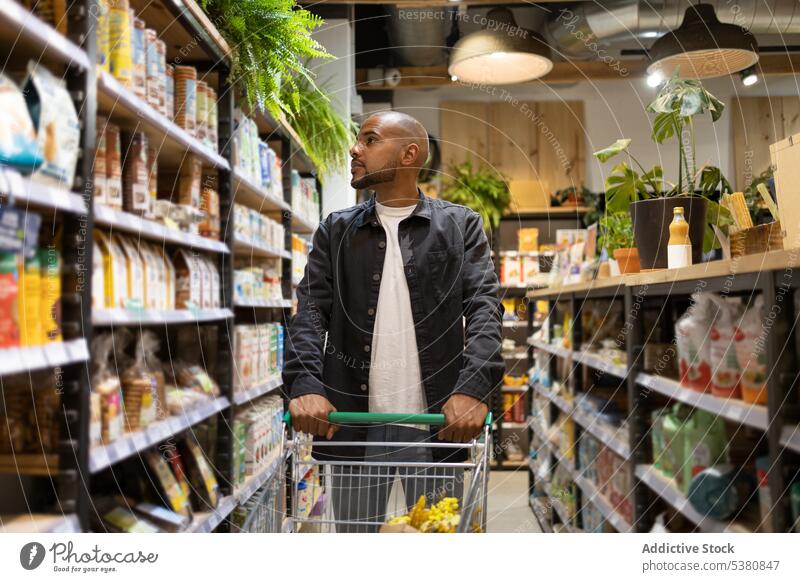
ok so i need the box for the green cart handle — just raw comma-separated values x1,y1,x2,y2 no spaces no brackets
283,411,493,427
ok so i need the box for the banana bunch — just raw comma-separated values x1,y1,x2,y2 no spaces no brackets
387,496,461,533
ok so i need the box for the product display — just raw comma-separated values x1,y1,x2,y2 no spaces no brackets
234,204,285,250
233,395,284,486
291,171,320,228
233,323,284,392
1,0,328,538
292,234,309,284
234,258,283,304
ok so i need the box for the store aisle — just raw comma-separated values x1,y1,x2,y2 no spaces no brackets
487,471,541,533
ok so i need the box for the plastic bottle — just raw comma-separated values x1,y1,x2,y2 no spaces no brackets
668,206,692,269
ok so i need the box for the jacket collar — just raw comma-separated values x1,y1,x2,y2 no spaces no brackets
357,188,431,228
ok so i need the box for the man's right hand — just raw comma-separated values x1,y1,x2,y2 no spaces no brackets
289,394,338,439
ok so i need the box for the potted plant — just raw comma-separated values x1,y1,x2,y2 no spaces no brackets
593,74,733,269
441,161,511,230
599,212,640,274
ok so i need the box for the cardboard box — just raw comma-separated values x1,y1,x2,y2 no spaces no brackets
509,180,550,212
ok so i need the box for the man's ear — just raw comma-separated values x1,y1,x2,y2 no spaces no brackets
400,143,420,168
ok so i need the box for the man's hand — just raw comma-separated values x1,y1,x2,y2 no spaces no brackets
440,394,488,442
289,394,338,439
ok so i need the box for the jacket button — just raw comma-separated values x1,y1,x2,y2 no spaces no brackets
360,384,367,392
372,273,380,281
368,308,375,316
378,241,386,249
363,345,371,352
371,220,378,227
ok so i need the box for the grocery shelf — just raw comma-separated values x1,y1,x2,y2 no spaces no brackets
551,442,577,476
233,454,282,503
0,169,88,214
572,349,627,379
0,339,89,377
550,496,578,532
93,308,233,326
234,298,293,309
634,465,750,533
0,0,91,69
94,204,229,254
571,407,630,460
574,473,633,533
187,495,236,533
232,377,283,406
0,513,81,533
291,212,318,234
529,496,553,533
531,381,574,416
232,170,290,213
233,234,291,260
503,351,528,360
636,373,769,430
89,396,230,473
780,425,800,453
97,71,229,170
528,338,572,360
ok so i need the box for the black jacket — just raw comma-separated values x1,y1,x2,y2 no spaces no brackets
282,191,504,458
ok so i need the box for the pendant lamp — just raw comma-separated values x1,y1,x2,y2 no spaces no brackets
448,8,553,85
647,3,758,79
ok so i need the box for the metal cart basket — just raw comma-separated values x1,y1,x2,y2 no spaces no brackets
282,411,491,533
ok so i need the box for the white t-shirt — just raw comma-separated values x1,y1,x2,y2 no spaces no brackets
369,202,427,417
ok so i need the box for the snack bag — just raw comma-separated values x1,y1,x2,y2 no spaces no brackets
91,333,123,444
121,330,159,432
709,295,743,399
0,74,43,173
23,62,80,189
675,293,714,391
681,410,729,493
659,405,691,480
735,296,768,404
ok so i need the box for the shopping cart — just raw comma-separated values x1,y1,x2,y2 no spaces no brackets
282,411,491,533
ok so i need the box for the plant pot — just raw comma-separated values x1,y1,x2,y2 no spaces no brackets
613,248,641,274
630,197,708,270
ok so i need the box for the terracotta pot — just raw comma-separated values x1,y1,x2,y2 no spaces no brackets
613,247,641,274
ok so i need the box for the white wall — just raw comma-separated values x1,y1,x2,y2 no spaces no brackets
392,74,800,192
311,19,356,216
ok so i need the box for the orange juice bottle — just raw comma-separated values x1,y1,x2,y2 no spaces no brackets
668,206,692,269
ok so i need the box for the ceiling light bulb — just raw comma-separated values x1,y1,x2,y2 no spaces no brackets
741,67,758,86
641,31,659,39
646,72,664,88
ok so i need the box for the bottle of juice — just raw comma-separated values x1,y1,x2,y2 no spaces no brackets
668,206,692,269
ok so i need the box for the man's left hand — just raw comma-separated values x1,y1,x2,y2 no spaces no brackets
440,394,489,442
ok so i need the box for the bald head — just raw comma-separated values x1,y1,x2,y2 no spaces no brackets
350,111,431,192
365,111,430,167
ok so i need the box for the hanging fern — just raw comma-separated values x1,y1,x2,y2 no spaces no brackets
201,0,329,112
270,74,357,178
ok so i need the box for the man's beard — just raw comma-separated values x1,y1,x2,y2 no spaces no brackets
350,160,397,189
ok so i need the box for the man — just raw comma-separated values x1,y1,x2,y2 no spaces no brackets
283,111,503,530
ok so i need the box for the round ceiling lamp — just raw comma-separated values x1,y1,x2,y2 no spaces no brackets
448,8,553,85
647,4,758,79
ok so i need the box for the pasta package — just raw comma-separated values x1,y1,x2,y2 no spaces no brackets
94,230,128,308
116,235,145,308
24,62,80,190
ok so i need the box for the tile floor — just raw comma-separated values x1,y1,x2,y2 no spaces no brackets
486,470,542,533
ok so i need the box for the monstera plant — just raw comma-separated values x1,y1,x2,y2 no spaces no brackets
593,74,733,268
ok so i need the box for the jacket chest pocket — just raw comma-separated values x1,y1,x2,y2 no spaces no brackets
426,249,463,306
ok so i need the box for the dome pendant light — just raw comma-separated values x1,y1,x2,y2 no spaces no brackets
448,8,553,85
647,3,758,79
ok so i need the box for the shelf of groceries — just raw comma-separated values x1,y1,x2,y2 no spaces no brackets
0,0,316,533
525,248,800,534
